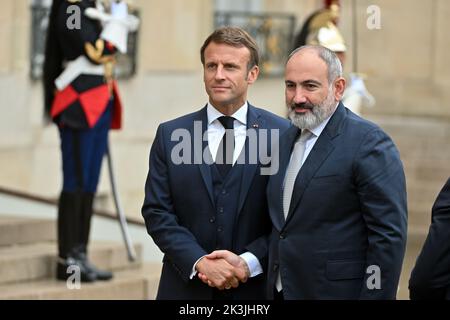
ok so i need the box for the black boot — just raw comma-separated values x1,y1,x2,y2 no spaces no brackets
76,192,113,281
74,250,113,281
56,192,97,282
56,257,97,282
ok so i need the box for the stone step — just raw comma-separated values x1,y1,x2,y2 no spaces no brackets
0,262,161,300
0,215,56,247
0,241,142,285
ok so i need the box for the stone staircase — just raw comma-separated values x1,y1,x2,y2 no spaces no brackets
0,214,161,299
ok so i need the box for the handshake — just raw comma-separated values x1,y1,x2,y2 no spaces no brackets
196,250,250,290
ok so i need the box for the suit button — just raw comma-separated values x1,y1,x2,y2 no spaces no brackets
217,226,223,232
221,190,227,195
218,207,224,213
279,233,285,239
209,217,216,223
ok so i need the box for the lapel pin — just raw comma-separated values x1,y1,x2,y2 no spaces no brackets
252,124,259,129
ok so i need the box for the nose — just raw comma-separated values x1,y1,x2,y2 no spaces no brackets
292,88,307,104
214,65,225,81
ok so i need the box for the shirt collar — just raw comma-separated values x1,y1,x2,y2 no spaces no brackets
207,102,248,126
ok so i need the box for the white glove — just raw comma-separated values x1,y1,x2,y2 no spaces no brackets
348,73,376,107
86,1,140,53
110,1,128,20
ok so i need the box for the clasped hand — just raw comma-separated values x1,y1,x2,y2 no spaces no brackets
196,250,250,290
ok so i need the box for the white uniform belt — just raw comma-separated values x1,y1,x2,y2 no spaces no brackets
55,56,104,91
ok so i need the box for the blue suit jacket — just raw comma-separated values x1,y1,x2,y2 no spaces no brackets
409,178,450,300
266,103,408,299
142,104,290,300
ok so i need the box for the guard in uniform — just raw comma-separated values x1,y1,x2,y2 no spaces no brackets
43,0,138,282
292,0,375,115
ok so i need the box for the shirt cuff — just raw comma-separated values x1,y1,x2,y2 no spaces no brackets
240,252,263,277
190,255,206,279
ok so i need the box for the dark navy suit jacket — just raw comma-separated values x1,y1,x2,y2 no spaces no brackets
142,104,290,300
409,178,450,300
266,103,408,299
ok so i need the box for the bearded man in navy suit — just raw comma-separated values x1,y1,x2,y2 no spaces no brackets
209,45,407,300
265,45,407,299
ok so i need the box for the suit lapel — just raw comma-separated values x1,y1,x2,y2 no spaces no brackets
284,103,346,224
237,105,263,214
284,133,334,224
194,106,215,208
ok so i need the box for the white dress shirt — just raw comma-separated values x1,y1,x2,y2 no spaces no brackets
206,102,247,164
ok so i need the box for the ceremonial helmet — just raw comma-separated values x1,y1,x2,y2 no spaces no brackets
306,0,346,53
293,0,346,53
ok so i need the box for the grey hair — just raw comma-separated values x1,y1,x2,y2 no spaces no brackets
287,45,343,85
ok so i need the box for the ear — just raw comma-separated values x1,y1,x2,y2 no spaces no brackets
333,77,346,101
246,66,260,84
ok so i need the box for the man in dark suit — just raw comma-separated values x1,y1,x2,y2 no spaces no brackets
141,27,290,300
409,178,450,300
264,45,407,299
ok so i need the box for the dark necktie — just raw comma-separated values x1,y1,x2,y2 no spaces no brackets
215,116,235,178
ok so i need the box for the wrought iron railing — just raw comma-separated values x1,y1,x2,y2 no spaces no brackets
215,11,296,77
